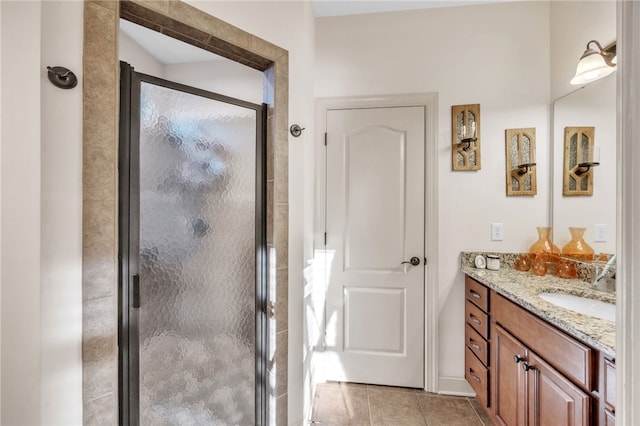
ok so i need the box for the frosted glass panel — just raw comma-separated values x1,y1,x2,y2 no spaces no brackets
138,81,256,425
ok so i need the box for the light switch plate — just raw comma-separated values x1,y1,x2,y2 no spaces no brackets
594,224,608,242
491,223,504,241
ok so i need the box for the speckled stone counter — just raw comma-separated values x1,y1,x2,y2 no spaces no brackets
460,252,615,358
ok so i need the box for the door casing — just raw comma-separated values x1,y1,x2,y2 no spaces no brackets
314,93,439,391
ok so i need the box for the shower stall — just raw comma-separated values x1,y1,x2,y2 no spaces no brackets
118,62,267,425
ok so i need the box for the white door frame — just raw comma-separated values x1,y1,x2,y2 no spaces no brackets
314,93,439,392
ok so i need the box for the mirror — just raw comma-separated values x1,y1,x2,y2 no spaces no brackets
552,74,616,257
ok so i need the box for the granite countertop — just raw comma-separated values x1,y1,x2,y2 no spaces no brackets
460,252,615,358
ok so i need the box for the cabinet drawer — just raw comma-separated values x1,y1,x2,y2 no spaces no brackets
465,276,489,312
465,323,489,366
493,293,593,390
465,347,489,407
466,299,489,338
605,409,615,426
604,358,616,410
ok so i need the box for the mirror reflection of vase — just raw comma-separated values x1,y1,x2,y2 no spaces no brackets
514,254,532,272
531,253,548,276
529,226,560,254
556,259,578,279
561,227,595,261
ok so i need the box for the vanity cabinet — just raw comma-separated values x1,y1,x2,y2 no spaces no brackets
464,275,614,426
494,325,590,426
602,358,616,424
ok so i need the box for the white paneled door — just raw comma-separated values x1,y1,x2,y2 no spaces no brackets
324,106,425,388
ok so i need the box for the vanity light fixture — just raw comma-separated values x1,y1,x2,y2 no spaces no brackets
570,40,617,85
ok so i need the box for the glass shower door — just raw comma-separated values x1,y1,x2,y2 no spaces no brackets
119,63,266,426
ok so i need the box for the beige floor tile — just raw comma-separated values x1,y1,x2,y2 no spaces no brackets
467,397,494,426
312,383,371,425
417,394,483,426
312,383,491,426
368,387,427,426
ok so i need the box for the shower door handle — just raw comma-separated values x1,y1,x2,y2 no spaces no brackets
132,274,140,308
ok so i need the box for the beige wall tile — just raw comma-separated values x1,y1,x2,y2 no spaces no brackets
251,37,288,63
273,330,288,397
84,3,117,201
127,0,169,15
83,296,117,401
266,180,274,245
169,1,249,48
276,393,288,426
87,0,118,12
274,204,289,269
276,267,288,332
84,393,117,426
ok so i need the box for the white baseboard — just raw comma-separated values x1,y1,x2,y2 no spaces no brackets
437,376,475,397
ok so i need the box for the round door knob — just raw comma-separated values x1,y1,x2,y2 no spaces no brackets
401,257,421,266
514,355,525,364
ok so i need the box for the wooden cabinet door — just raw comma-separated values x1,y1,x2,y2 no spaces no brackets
494,326,527,426
527,352,590,426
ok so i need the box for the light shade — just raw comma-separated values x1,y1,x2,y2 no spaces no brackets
570,41,617,85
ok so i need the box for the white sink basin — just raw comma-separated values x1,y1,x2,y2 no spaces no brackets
539,292,615,322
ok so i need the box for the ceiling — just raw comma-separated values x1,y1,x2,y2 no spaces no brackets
312,0,507,18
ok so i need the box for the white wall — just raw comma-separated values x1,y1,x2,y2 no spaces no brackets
1,1,43,424
1,1,84,424
315,1,551,392
1,1,43,423
119,29,166,77
40,2,84,424
0,2,3,421
165,61,264,105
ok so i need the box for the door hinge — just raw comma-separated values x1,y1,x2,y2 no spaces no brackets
324,132,327,146
324,232,327,245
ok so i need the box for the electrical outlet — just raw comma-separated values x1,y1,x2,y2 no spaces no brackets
491,223,504,241
594,224,608,242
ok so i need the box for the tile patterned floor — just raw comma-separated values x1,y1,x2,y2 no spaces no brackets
310,382,493,426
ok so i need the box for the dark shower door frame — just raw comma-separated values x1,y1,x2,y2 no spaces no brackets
117,62,268,426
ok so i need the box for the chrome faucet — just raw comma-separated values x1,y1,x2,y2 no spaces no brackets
594,255,616,292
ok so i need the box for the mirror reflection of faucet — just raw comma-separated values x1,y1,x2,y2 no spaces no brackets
594,254,616,292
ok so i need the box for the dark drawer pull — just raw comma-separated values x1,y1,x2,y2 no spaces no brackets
469,314,482,325
469,289,482,299
469,340,481,351
469,371,482,383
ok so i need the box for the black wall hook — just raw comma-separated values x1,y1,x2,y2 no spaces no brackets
47,66,77,89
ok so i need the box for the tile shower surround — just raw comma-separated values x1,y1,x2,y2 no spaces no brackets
83,1,289,424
